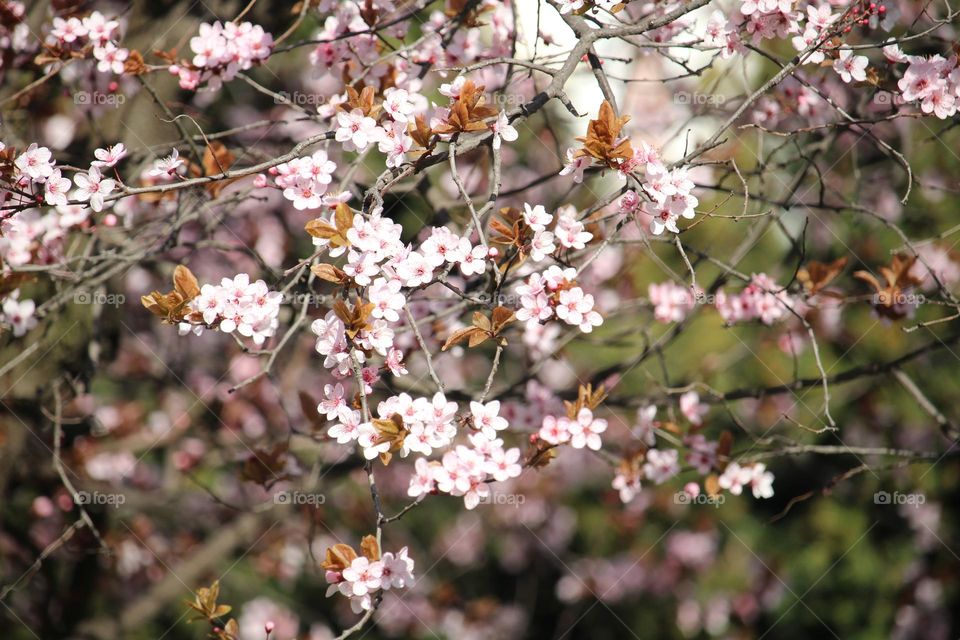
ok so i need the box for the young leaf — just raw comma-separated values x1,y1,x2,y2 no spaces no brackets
173,265,201,300
311,263,348,284
360,534,381,561
442,326,488,351
321,543,358,572
798,257,848,295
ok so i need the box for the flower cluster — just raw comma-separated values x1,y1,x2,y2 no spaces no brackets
537,408,608,451
553,204,594,251
305,205,496,308
172,21,273,90
641,163,699,235
0,2,30,56
310,10,381,83
716,273,794,325
309,4,426,89
179,274,282,345
561,112,700,236
521,203,557,263
643,448,681,484
322,540,415,613
6,0,956,635
318,84,421,169
718,462,775,499
340,392,458,459
612,392,774,506
1,207,83,269
48,11,127,75
516,266,603,333
407,430,523,510
739,0,798,45
272,151,338,211
1,144,117,278
6,143,124,216
397,225,491,282
648,281,699,323
699,1,942,126
887,47,960,119
704,10,746,59
311,309,395,378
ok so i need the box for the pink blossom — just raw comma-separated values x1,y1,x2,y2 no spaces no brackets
74,167,116,212
643,448,680,484
679,391,709,426
567,408,606,451
92,144,127,168
335,109,383,152
43,170,71,207
833,50,869,84
490,110,518,150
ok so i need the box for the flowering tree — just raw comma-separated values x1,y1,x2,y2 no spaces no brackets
2,0,959,638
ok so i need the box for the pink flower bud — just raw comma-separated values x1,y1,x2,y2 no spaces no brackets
32,496,55,518
56,493,74,511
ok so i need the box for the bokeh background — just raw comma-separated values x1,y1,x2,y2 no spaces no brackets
2,1,959,639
